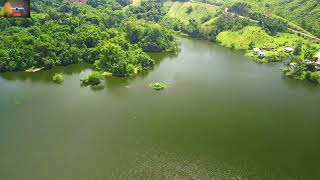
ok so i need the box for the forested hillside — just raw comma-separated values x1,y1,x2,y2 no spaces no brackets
265,0,320,37
0,0,177,78
194,0,320,37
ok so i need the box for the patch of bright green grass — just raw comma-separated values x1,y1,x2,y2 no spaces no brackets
216,26,274,50
165,1,218,23
202,18,216,26
131,0,141,6
217,26,308,50
273,33,306,46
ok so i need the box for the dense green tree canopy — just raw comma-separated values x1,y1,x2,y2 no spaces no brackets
128,0,166,22
0,0,177,76
229,2,288,35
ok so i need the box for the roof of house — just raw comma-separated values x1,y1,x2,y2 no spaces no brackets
303,59,314,64
253,48,261,52
284,47,294,51
290,62,297,67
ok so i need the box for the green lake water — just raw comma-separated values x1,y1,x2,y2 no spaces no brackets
1,37,320,180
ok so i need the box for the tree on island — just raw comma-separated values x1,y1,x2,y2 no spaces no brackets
52,73,64,83
80,72,103,86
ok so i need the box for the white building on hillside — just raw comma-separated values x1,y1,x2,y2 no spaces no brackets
284,47,294,52
253,48,265,58
315,52,320,70
253,48,261,54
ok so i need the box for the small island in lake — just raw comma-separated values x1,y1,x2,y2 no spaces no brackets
149,82,167,91
52,73,64,84
80,72,103,87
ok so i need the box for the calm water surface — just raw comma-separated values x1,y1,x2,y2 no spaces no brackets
1,37,320,180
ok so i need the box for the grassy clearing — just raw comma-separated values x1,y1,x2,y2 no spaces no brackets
216,26,313,62
131,0,141,6
216,26,307,50
123,0,141,10
216,26,274,49
165,1,218,23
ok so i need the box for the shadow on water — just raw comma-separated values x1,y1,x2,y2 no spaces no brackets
148,51,179,65
90,84,105,92
0,63,92,83
101,51,178,90
281,75,320,91
0,51,176,90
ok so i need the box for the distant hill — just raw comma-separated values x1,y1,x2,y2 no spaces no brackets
264,0,320,37
65,0,87,3
193,0,320,37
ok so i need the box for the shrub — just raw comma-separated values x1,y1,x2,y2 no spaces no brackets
52,73,64,83
186,6,193,14
80,71,103,86
149,82,167,91
309,71,320,84
248,42,255,50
